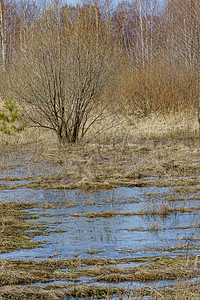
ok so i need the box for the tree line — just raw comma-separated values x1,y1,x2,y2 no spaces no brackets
0,0,199,143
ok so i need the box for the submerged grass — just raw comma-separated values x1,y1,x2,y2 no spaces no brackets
0,201,45,253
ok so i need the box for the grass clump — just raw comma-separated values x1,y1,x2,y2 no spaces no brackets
85,249,106,255
0,284,126,300
73,211,116,218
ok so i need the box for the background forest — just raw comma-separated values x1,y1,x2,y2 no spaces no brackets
0,0,199,144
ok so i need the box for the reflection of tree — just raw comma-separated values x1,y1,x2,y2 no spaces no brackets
89,225,117,243
72,218,120,244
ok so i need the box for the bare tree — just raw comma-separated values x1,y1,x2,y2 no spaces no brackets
11,1,116,144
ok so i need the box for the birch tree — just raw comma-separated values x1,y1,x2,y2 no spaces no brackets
0,0,6,70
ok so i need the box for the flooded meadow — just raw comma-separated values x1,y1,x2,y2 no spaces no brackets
0,141,199,299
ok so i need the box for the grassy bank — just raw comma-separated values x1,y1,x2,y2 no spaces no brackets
0,123,199,191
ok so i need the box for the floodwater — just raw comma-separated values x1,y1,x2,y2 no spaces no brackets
1,185,200,262
0,145,200,295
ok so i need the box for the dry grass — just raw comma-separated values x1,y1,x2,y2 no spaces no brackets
0,108,199,146
71,203,200,219
0,137,199,191
1,256,200,282
125,110,199,142
0,285,129,300
0,256,200,299
73,211,117,218
0,109,199,192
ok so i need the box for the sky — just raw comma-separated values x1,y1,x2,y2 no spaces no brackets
66,0,165,9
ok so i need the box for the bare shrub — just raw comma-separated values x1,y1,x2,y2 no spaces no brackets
10,1,117,144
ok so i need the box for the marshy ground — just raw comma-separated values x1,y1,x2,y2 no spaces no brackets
0,117,200,299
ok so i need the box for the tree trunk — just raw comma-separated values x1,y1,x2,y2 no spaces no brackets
0,0,6,70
